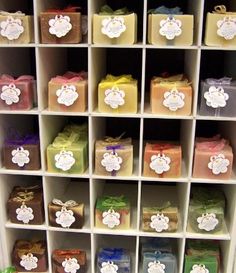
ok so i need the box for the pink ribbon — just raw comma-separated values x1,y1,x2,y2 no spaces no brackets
51,71,87,84
0,74,34,83
196,138,226,152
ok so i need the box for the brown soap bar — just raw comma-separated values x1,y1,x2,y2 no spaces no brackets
48,199,84,229
12,240,47,272
7,185,44,225
52,249,86,273
40,12,82,44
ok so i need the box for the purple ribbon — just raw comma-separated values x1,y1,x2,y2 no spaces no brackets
5,133,39,146
206,77,232,85
106,145,123,176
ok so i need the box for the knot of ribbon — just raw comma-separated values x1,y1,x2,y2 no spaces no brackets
51,71,87,84
206,77,232,85
213,5,227,14
15,185,40,191
152,74,191,87
148,201,172,212
52,198,78,207
5,131,39,146
13,191,34,202
99,5,129,15
17,241,45,257
196,139,226,152
99,248,124,260
0,74,34,83
152,143,175,151
53,249,81,256
52,132,80,148
0,11,25,16
98,196,127,210
148,5,183,15
47,6,81,13
100,74,135,88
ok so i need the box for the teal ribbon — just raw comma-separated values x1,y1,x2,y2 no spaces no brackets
148,5,183,15
99,5,129,15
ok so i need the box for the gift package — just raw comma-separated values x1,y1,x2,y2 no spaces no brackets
143,142,182,178
48,71,88,112
40,6,82,44
188,187,226,233
93,5,137,45
192,135,233,180
148,6,194,46
199,77,236,117
48,198,84,229
0,74,35,111
95,195,130,229
150,74,192,116
205,5,236,47
98,74,138,114
7,185,44,225
52,249,87,273
0,11,34,44
95,136,133,176
12,240,47,272
97,248,131,273
47,123,88,174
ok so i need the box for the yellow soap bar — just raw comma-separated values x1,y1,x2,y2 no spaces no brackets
93,13,137,44
148,14,193,46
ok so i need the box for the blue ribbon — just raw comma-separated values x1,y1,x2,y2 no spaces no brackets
148,5,183,15
98,248,124,260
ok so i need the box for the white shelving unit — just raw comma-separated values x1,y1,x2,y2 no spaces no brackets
1,0,236,273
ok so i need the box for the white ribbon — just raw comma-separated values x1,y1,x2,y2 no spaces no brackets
0,11,25,16
206,77,232,85
52,198,78,207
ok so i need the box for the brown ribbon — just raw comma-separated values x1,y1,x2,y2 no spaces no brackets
13,191,34,202
17,241,44,258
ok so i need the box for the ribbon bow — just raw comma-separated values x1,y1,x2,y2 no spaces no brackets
99,74,135,89
47,6,81,13
0,74,34,83
99,248,124,260
148,5,183,15
51,71,87,84
101,196,127,208
53,249,81,256
0,11,25,16
52,198,78,207
152,74,191,87
147,201,172,212
52,132,80,148
17,241,45,257
0,267,16,273
103,132,126,146
13,191,34,202
196,138,226,152
99,5,129,15
206,77,232,85
151,143,175,151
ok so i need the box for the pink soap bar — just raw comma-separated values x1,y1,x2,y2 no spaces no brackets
192,136,233,180
0,74,34,110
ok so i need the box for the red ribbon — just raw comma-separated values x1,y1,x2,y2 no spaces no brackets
0,74,34,83
51,71,87,84
47,6,81,13
53,249,81,256
151,143,174,151
196,139,226,152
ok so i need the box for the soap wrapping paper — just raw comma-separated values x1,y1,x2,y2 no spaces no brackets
184,255,218,273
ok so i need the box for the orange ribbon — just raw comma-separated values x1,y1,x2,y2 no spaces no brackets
47,6,81,13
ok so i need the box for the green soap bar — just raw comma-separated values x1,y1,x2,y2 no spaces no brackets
184,255,218,273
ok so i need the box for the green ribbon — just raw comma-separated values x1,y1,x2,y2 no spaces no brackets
52,132,80,148
97,195,129,211
185,254,217,263
191,187,225,204
99,5,129,15
145,201,172,212
0,267,16,273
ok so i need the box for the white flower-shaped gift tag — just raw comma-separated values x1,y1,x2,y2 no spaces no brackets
49,15,72,38
55,150,75,171
100,261,119,273
163,88,185,111
159,17,182,40
204,86,229,108
101,152,123,172
16,204,34,224
20,253,38,271
150,213,169,232
190,264,209,273
101,17,126,38
102,208,120,228
56,206,76,228
1,83,21,105
104,86,125,109
150,154,171,174
56,84,78,106
148,261,166,273
217,17,236,40
0,16,24,40
62,258,80,273
197,213,219,232
11,147,30,167
208,154,230,175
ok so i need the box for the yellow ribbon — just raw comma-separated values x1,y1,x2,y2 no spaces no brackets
152,74,191,87
52,132,80,148
99,74,136,88
213,5,236,14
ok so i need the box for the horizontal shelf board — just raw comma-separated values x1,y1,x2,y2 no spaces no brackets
201,45,236,51
0,44,36,48
44,169,90,178
0,168,42,176
191,178,236,184
41,109,89,116
93,227,138,236
92,174,140,181
138,231,184,238
146,44,199,50
5,221,47,230
196,115,236,121
91,109,141,118
37,43,89,48
141,176,189,182
91,43,144,49
0,108,39,115
48,226,92,234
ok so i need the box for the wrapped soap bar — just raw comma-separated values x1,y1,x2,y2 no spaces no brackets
192,135,233,179
143,142,182,178
199,77,236,117
40,6,82,44
142,202,178,233
7,185,44,225
184,255,218,273
186,240,220,258
47,131,88,174
150,74,192,115
148,6,194,46
0,11,34,44
0,74,35,110
97,248,130,273
52,249,86,273
205,5,236,47
3,133,41,170
143,252,177,273
93,5,137,45
95,196,130,229
48,198,84,229
95,137,133,176
12,240,47,272
98,74,138,114
48,71,88,112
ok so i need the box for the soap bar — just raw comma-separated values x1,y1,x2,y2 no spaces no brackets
143,142,182,178
95,196,130,229
12,240,47,272
150,74,192,116
93,13,137,44
98,74,138,114
97,248,130,273
192,136,233,179
199,78,236,117
184,255,218,273
48,71,88,112
148,14,194,46
205,6,236,47
142,204,178,232
7,185,44,225
0,74,35,110
95,137,133,176
0,12,34,44
48,198,84,229
52,249,86,273
40,11,82,44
